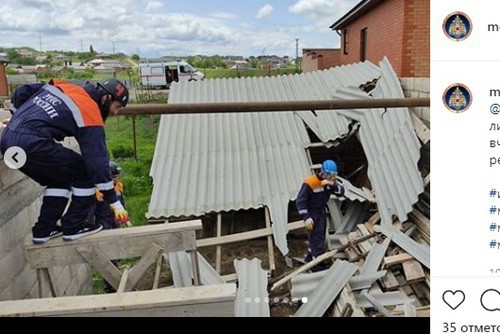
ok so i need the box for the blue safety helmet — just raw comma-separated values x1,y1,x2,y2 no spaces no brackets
321,160,338,177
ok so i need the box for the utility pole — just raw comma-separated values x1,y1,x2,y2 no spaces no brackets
39,36,43,52
80,40,84,53
112,42,116,54
295,38,299,73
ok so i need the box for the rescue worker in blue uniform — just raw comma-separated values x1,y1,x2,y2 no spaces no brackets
0,78,130,244
296,160,345,271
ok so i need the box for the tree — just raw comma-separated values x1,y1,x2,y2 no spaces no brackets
90,44,96,54
131,54,140,61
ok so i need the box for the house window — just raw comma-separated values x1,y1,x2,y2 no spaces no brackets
360,28,368,61
343,29,348,55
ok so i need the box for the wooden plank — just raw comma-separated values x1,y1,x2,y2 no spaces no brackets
402,260,425,283
423,173,430,187
409,209,430,238
26,221,201,269
365,212,380,234
265,207,276,273
404,301,417,317
384,253,415,267
197,221,304,248
37,268,57,298
222,273,238,283
270,250,338,292
153,252,163,290
381,271,400,291
77,246,122,290
189,251,201,286
331,284,365,317
0,284,237,317
117,269,129,293
215,214,222,274
126,243,164,291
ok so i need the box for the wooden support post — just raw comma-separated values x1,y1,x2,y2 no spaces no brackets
37,268,56,298
126,243,164,291
216,214,222,274
77,246,122,291
264,207,276,273
189,251,201,286
153,252,163,290
117,269,130,293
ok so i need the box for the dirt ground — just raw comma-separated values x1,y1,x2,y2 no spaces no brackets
125,234,311,317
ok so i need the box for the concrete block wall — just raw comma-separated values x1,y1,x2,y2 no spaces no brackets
0,111,92,301
400,77,430,126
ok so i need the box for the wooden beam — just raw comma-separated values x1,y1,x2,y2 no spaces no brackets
26,221,202,269
381,271,400,291
216,214,222,274
384,253,415,267
77,246,122,290
37,268,57,298
126,243,164,291
402,260,426,283
117,269,129,294
153,252,163,290
270,250,338,292
189,251,202,286
197,221,304,248
0,284,237,317
265,207,276,273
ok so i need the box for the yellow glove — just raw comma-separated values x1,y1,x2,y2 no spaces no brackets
110,201,129,225
304,218,314,232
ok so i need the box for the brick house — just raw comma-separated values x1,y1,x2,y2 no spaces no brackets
330,0,429,77
302,48,341,73
0,57,9,98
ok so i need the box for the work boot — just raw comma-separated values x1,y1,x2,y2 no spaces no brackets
63,223,103,241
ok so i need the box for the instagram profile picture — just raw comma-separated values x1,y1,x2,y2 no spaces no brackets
443,12,472,41
442,84,473,113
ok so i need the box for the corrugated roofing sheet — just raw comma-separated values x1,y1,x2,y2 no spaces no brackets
147,59,424,255
234,258,269,317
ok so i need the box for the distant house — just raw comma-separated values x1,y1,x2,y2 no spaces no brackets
89,58,128,73
302,48,341,73
330,0,429,77
0,56,9,97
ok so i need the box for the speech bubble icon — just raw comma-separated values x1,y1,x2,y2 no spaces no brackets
480,289,500,311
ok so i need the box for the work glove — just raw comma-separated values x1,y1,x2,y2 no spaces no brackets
321,179,335,186
1,118,9,126
304,218,314,232
110,201,129,225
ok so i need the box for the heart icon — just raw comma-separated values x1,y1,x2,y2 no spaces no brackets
443,290,466,310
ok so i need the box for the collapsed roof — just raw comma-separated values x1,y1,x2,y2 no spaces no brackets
147,58,424,256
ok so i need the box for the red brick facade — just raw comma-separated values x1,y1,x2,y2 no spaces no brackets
0,64,8,97
302,49,341,73
333,0,429,77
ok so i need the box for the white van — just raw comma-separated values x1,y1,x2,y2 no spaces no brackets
139,60,205,88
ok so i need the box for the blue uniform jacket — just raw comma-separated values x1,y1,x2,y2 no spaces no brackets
6,80,118,204
296,174,345,221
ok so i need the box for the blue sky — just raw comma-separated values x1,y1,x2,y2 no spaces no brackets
0,0,359,58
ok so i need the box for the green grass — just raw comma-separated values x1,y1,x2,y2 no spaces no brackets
104,115,161,226
203,67,299,79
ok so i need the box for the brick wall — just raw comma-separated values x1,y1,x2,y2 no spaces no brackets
402,0,430,77
0,64,8,98
338,0,429,77
339,0,405,74
302,49,341,73
0,116,92,301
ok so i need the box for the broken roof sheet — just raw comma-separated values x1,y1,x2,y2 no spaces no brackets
234,258,269,317
147,59,424,255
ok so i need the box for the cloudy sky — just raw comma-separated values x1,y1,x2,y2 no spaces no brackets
0,0,359,58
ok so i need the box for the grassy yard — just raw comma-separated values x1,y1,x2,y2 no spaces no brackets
104,115,161,226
